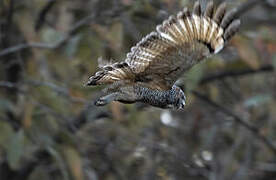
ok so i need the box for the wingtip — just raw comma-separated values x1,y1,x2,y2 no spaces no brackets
85,77,97,86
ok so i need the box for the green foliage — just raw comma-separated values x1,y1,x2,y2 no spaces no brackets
6,130,25,170
272,54,276,69
0,121,14,150
0,0,275,179
185,63,206,92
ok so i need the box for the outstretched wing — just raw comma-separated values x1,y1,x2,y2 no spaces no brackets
125,1,240,90
87,1,240,90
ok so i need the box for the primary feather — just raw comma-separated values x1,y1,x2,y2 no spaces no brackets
87,1,240,90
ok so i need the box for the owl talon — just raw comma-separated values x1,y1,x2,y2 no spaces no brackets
171,85,186,110
179,98,186,109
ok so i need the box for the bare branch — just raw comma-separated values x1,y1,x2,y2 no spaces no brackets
234,0,267,18
35,0,57,31
0,80,87,104
199,65,274,85
0,81,17,88
192,91,276,154
0,13,96,57
0,0,267,58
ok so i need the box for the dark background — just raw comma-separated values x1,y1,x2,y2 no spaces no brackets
0,0,276,179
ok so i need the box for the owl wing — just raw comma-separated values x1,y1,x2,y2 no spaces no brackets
87,1,240,90
125,1,240,90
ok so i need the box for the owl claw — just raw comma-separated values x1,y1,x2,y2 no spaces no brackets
175,97,186,110
179,98,186,109
171,85,186,110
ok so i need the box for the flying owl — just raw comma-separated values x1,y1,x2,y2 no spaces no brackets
86,1,240,109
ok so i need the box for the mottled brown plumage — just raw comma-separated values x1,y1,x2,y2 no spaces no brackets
87,1,240,109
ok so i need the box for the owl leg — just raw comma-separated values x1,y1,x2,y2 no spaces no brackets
95,92,137,106
133,85,186,109
95,93,118,106
95,85,186,109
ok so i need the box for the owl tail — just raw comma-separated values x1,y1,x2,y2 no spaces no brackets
157,1,240,54
86,61,134,86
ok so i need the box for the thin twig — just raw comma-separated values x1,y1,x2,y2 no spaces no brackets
32,101,70,122
234,0,266,18
26,79,88,104
192,91,276,154
35,0,57,31
0,81,17,88
0,0,267,58
0,80,87,104
0,13,96,57
199,65,274,85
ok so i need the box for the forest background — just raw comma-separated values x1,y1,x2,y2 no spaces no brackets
0,0,276,179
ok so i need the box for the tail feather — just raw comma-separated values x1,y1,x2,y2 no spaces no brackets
86,61,134,86
156,0,240,54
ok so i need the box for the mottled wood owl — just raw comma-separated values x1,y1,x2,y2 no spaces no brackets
86,1,240,109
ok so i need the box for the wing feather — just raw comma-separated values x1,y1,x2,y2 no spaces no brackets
125,1,240,89
87,1,240,90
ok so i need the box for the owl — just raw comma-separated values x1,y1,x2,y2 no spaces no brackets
86,1,240,109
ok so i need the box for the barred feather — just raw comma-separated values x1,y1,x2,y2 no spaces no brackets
153,1,238,54
86,62,134,85
87,1,240,89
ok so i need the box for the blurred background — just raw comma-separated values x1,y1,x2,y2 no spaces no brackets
0,0,276,179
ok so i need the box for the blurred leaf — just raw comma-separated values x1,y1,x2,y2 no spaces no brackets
65,35,82,57
209,86,220,101
0,121,14,149
23,103,34,128
243,94,272,108
63,146,83,180
7,130,25,170
42,28,65,44
0,98,15,112
232,36,260,69
29,110,58,147
267,42,276,54
33,86,70,116
272,54,276,69
47,146,70,180
4,0,10,6
92,22,123,52
28,166,51,180
184,63,206,92
110,102,125,122
121,0,132,6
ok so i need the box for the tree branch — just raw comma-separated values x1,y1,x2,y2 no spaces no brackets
192,91,276,154
0,0,268,58
35,0,57,31
199,65,274,85
234,0,267,18
0,80,87,104
0,13,96,57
